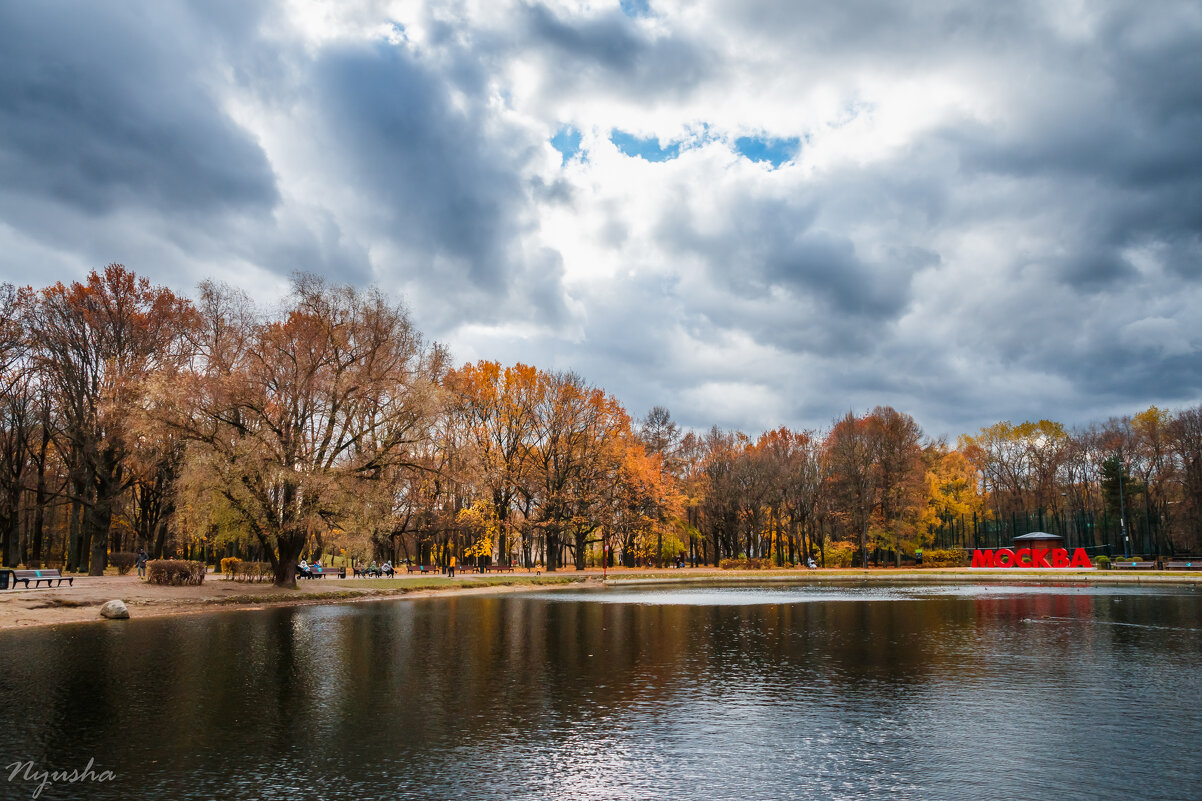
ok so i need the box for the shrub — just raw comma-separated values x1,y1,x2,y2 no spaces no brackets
217,557,275,582
819,541,857,568
921,549,970,568
146,560,206,586
110,551,138,575
1093,555,1111,570
719,558,773,570
233,561,274,582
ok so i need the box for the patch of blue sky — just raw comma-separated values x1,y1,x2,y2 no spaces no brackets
610,129,680,162
619,0,651,18
386,21,407,43
735,135,801,168
551,125,583,164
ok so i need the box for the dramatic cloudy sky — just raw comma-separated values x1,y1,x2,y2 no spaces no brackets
2,0,1200,438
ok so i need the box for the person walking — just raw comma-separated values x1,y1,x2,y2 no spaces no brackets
448,553,456,578
136,548,149,579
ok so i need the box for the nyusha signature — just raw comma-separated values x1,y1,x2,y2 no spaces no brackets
6,759,116,799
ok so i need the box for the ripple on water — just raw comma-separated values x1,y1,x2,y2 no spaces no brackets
0,583,1198,801
523,581,1195,606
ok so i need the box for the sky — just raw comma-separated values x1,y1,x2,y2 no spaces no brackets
1,0,1200,440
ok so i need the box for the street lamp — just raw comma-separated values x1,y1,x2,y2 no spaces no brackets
1117,451,1130,559
1060,491,1070,546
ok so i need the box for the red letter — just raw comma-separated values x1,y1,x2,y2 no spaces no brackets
995,548,1016,567
1032,548,1051,568
1070,548,1093,568
1016,548,1033,567
971,549,995,568
1051,549,1070,568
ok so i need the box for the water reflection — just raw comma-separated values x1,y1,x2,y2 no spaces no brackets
0,583,1199,800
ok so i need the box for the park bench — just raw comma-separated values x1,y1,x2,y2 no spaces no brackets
353,566,384,578
11,569,74,589
485,564,516,573
1165,560,1202,570
303,566,345,579
1114,561,1157,570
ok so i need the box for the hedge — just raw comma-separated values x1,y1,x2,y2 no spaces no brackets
920,549,970,568
109,551,138,575
219,557,276,581
719,558,774,570
146,560,206,586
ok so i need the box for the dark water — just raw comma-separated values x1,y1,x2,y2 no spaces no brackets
1,582,1201,801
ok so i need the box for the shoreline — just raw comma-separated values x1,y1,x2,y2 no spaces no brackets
3,567,1200,632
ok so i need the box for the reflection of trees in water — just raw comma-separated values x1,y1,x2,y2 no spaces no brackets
8,590,1202,797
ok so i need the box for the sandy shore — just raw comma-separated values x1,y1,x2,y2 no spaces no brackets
2,566,1199,630
0,571,592,630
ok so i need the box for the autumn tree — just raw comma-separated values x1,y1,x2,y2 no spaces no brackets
154,276,444,587
445,361,542,565
637,406,683,566
527,371,629,571
1168,405,1202,550
923,440,985,541
825,412,876,567
961,419,1069,521
0,284,32,566
866,406,925,566
24,266,195,574
606,435,679,566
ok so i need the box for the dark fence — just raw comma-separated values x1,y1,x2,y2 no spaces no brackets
930,508,1168,557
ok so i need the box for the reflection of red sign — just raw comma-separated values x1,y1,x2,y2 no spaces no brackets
971,548,1093,568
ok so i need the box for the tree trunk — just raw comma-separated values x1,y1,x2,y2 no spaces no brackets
0,485,17,567
86,491,112,576
860,521,869,569
272,530,305,589
153,517,169,559
575,529,587,571
67,468,87,572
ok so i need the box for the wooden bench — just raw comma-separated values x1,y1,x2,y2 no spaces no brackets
485,564,516,573
11,569,74,589
303,566,345,579
406,564,436,574
1114,561,1157,570
1165,560,1202,570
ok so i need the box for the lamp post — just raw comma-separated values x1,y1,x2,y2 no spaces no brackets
1117,450,1130,559
1060,491,1070,548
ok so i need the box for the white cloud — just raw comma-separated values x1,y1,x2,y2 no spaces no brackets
2,0,1201,437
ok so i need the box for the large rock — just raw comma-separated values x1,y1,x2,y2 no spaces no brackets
99,600,130,620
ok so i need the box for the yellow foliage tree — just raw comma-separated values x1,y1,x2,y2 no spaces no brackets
457,498,499,560
923,443,987,535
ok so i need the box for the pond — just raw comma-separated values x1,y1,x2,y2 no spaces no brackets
1,582,1200,800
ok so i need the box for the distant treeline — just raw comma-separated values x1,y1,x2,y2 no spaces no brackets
1,266,1199,586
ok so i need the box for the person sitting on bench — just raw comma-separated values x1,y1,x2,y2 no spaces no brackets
297,559,313,578
381,560,394,577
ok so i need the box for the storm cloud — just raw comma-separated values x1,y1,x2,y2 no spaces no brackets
1,0,1200,438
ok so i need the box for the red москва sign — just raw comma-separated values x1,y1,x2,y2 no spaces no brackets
971,548,1093,568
